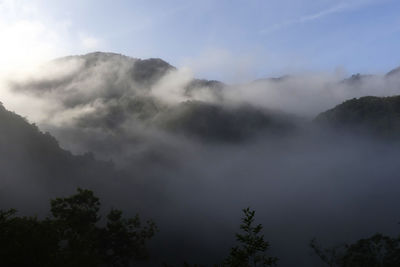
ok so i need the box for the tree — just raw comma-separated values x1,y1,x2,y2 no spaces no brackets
50,188,102,266
101,208,157,266
311,233,400,267
310,238,346,267
224,207,278,267
0,209,59,267
0,188,157,267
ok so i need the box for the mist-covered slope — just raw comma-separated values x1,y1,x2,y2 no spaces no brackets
0,102,124,212
315,96,400,138
386,66,400,78
5,52,301,163
158,101,295,142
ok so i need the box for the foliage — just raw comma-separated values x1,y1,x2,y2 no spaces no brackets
314,95,400,138
223,207,278,267
0,188,157,267
311,233,400,267
0,209,59,267
101,208,157,266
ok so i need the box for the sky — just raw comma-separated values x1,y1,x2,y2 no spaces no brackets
0,0,400,82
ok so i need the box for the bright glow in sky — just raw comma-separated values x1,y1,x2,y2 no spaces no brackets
0,0,399,81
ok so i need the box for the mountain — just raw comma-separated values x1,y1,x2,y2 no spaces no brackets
340,73,375,85
340,65,400,84
386,66,400,78
9,52,298,146
10,52,400,146
252,75,291,84
0,102,124,211
12,52,175,98
314,95,400,137
184,79,225,101
4,52,400,266
158,101,296,142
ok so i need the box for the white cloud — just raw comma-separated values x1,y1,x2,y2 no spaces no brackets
0,0,106,122
0,0,65,71
151,67,194,104
0,1,104,73
0,19,64,72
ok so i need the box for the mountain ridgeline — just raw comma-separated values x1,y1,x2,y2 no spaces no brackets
8,52,400,144
0,101,128,213
7,52,301,149
315,96,400,138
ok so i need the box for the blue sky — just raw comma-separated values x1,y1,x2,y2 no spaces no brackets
0,0,399,81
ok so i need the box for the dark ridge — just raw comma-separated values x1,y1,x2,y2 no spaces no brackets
386,66,400,77
0,102,121,208
56,52,175,85
76,95,163,131
57,51,137,64
314,95,400,138
253,75,291,83
131,58,175,85
11,52,175,96
340,73,374,85
159,100,296,142
186,79,225,89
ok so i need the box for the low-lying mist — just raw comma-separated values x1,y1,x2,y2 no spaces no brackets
1,52,400,266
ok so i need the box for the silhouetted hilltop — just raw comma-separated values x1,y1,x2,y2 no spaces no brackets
131,57,175,85
12,52,175,98
61,52,175,85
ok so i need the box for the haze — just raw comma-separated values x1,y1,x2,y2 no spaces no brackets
1,1,400,267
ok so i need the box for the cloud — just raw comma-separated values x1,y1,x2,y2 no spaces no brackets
1,1,400,266
0,19,63,72
151,67,194,104
0,0,104,73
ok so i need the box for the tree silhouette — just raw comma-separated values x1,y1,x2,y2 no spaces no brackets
224,207,278,267
311,233,400,267
101,208,157,266
0,209,59,267
0,188,157,267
